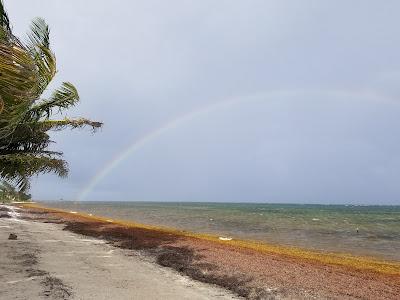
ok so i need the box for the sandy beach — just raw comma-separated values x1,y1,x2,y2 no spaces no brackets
1,204,400,300
0,205,238,300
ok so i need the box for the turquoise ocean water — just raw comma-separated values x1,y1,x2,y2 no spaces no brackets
41,201,400,261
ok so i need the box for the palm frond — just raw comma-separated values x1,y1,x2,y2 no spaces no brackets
0,95,4,114
0,43,38,103
0,0,11,41
26,18,56,97
0,180,16,192
0,129,51,153
0,102,32,140
0,41,38,138
27,18,50,49
27,117,103,132
0,153,68,190
28,82,79,119
32,45,56,96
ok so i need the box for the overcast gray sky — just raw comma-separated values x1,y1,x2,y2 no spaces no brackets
6,1,400,204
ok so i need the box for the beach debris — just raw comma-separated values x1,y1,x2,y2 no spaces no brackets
219,237,232,241
8,233,17,240
106,220,113,223
312,218,320,221
70,211,78,214
209,218,214,221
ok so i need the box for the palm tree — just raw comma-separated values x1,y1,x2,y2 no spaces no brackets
0,0,102,191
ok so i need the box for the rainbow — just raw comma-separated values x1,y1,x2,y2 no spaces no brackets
76,89,382,201
77,92,279,201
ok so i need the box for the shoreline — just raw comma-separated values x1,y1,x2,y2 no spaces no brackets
21,203,400,275
6,203,400,299
0,205,238,300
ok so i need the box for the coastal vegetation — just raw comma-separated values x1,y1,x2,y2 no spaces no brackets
0,180,30,203
0,0,102,195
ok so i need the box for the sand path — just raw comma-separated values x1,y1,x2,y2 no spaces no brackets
0,209,239,300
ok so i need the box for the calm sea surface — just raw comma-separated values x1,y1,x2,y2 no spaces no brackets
41,201,400,261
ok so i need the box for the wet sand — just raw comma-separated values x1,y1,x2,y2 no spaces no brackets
3,204,400,299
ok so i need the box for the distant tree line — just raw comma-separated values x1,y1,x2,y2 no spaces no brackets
0,181,31,203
